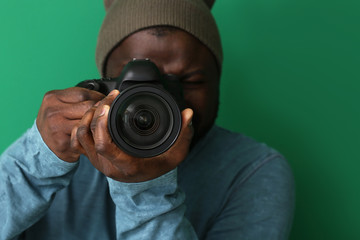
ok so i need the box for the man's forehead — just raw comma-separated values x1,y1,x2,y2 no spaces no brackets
120,28,202,51
106,29,207,74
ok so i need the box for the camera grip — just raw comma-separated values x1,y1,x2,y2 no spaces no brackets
76,80,101,91
76,79,117,95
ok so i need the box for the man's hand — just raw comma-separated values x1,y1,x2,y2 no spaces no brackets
36,87,105,163
71,90,194,183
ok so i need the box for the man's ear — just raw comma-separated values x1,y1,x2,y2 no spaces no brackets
103,0,115,11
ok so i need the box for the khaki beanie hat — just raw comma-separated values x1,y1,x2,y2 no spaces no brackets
95,0,223,76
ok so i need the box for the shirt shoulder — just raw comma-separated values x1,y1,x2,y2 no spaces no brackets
182,125,284,175
178,125,294,238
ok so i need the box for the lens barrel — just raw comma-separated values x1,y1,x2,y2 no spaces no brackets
108,84,181,158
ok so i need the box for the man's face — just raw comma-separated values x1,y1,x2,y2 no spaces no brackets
105,28,220,143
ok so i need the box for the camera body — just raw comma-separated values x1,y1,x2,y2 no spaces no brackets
76,59,184,158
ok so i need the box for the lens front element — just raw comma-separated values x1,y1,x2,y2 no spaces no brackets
133,108,157,133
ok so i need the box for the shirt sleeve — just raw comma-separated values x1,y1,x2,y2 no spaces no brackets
205,155,295,240
0,122,79,240
107,169,198,239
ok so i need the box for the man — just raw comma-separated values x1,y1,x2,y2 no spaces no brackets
0,0,295,239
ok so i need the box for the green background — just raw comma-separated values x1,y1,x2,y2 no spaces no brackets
0,0,359,239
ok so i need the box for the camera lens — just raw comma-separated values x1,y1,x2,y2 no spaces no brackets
117,93,172,150
108,84,181,158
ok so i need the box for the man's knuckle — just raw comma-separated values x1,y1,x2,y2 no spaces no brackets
90,120,97,133
84,100,97,109
70,137,80,150
77,125,90,138
94,141,107,154
123,165,139,178
43,107,60,120
54,137,69,153
78,91,91,102
48,122,61,134
43,90,57,101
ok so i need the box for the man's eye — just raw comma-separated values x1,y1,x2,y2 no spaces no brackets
181,82,205,89
181,78,205,87
182,80,204,85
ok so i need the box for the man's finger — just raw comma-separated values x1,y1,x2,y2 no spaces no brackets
76,108,97,160
90,90,120,135
55,87,105,103
97,89,120,108
166,108,194,164
70,124,87,156
63,100,102,120
93,104,128,161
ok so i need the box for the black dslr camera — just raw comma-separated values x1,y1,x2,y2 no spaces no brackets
76,59,184,158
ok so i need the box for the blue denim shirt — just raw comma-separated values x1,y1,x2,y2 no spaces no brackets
0,122,294,239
